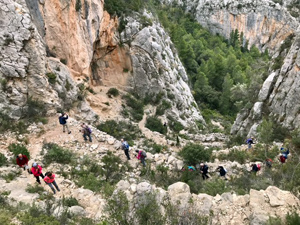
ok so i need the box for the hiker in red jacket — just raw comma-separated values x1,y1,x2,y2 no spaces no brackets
31,162,44,184
135,150,147,167
16,154,30,173
44,172,60,194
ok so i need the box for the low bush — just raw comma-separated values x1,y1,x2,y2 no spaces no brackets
178,143,212,165
155,100,171,116
0,153,7,166
122,94,144,121
145,116,167,134
97,120,141,142
62,196,79,207
8,143,30,159
42,143,73,166
167,115,184,133
46,73,56,84
26,184,45,194
1,171,21,183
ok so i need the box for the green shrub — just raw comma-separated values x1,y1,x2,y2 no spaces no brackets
60,58,67,65
1,171,21,183
167,115,184,133
178,143,211,165
122,94,144,122
145,116,166,134
0,153,7,166
46,73,56,84
286,211,300,225
200,178,230,196
155,100,171,116
26,184,45,194
8,143,30,159
75,0,81,11
97,120,141,141
24,97,47,122
42,143,73,166
62,196,79,207
107,88,119,97
217,149,248,164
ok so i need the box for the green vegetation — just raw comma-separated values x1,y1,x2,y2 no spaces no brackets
42,143,73,166
0,153,7,166
0,78,7,91
97,120,141,142
145,116,167,134
106,87,119,97
60,58,67,65
142,139,167,153
178,143,212,165
69,153,131,193
1,171,21,183
75,0,81,12
46,72,57,84
104,0,145,17
167,115,184,133
122,94,144,122
62,196,79,207
26,184,45,194
8,143,30,159
155,5,270,118
155,99,171,116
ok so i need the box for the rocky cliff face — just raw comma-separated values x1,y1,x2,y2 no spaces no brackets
1,0,203,128
121,13,204,127
164,0,299,53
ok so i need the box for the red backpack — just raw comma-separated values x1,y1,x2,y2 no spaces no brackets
257,164,261,171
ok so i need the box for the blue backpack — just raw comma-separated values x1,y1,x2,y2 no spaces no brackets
124,141,129,150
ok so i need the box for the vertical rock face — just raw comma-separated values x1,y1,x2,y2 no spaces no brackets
164,0,298,53
0,0,59,118
121,13,205,126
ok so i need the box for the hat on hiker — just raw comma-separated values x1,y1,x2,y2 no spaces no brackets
200,163,204,166
32,162,37,167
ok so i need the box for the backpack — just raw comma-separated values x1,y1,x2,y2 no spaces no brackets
141,151,147,158
86,126,92,134
124,141,129,150
59,116,65,124
45,171,50,176
257,164,261,171
223,168,227,173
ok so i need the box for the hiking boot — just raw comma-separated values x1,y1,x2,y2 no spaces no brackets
68,131,71,134
63,131,65,133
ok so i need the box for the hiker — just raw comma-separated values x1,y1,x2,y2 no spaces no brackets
199,163,209,180
16,153,30,173
216,166,227,180
279,154,286,163
81,123,92,142
251,163,260,173
121,139,130,160
31,162,44,184
135,150,147,167
188,166,196,171
280,147,290,159
265,158,273,168
59,113,71,134
246,137,254,149
44,172,60,194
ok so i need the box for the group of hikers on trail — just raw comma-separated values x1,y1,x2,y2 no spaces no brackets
121,138,147,167
16,154,60,194
59,113,93,142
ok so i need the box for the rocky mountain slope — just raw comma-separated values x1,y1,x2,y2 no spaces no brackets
164,0,300,136
0,0,204,129
0,116,299,224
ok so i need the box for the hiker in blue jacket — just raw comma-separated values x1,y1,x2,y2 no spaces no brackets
121,139,130,160
59,113,71,134
246,137,254,149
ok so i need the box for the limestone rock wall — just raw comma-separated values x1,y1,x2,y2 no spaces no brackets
164,0,299,54
121,13,205,127
115,180,300,225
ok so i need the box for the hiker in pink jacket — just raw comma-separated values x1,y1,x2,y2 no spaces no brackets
31,162,44,184
44,172,60,194
135,150,147,167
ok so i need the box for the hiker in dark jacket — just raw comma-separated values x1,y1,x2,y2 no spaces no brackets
216,166,227,180
59,113,71,134
199,163,209,180
81,123,92,142
246,137,254,149
135,150,146,167
16,154,30,173
251,164,259,173
121,139,130,160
